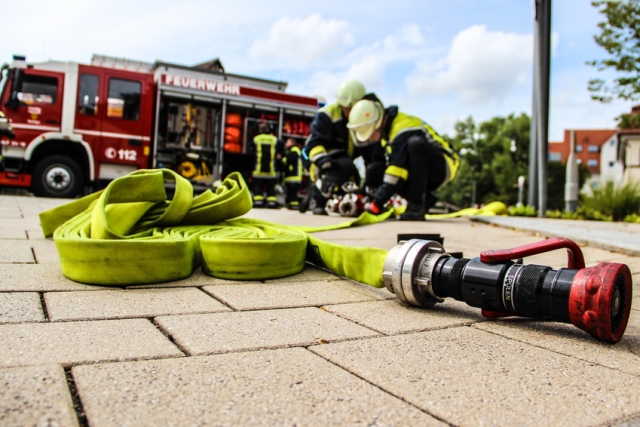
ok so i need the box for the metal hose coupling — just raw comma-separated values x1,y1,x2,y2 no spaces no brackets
382,237,633,343
382,239,447,308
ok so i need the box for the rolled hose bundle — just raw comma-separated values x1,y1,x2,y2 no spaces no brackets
40,169,391,287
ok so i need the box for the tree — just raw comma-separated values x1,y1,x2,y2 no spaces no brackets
438,113,590,210
438,114,530,208
587,0,640,103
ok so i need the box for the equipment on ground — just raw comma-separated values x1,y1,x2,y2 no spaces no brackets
383,237,632,343
325,181,365,217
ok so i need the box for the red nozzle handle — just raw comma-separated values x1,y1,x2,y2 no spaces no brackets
480,237,585,269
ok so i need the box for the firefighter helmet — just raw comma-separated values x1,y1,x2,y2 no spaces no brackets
335,80,366,108
347,100,384,144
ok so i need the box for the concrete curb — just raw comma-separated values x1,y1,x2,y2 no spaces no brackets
472,216,640,256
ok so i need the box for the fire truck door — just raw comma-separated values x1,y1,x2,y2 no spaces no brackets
4,68,64,145
96,72,147,178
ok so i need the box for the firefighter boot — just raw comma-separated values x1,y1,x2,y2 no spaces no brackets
253,196,265,208
400,195,426,221
267,196,279,209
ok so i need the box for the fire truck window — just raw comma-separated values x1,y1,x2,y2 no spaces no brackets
17,74,57,104
107,78,141,120
77,74,99,116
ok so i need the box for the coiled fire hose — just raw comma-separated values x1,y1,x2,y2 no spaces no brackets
40,169,633,343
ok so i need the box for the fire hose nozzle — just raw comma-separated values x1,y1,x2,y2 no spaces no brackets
383,238,633,343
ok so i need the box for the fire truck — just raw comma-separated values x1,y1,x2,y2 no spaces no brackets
0,54,319,197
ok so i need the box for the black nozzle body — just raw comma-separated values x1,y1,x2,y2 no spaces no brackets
432,257,579,323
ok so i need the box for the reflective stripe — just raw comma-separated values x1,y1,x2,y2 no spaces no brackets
309,146,328,163
383,174,400,185
384,165,409,180
319,103,344,122
253,195,265,201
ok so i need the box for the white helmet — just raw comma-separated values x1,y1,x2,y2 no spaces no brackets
347,100,384,145
335,80,366,108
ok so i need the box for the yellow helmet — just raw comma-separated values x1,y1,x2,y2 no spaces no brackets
336,80,366,108
347,100,384,145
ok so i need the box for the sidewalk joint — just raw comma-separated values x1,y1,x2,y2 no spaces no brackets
64,367,88,427
307,347,458,427
38,292,50,321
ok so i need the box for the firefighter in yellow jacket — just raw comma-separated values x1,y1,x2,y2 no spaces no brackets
347,100,459,221
251,122,283,209
281,138,303,210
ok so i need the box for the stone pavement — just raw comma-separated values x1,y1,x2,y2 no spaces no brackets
1,194,639,427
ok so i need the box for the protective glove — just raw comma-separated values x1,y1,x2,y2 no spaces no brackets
319,170,340,198
364,200,382,215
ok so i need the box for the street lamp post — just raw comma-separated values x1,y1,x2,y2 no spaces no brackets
529,0,552,217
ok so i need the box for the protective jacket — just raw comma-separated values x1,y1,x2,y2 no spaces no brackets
283,145,303,184
374,106,459,204
253,133,280,178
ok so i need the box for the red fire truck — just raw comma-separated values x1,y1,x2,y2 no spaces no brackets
0,54,318,197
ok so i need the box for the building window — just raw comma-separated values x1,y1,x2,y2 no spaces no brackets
548,152,562,162
107,78,141,120
576,145,583,153
609,161,615,167
17,74,58,104
77,74,99,116
587,159,598,167
588,145,599,153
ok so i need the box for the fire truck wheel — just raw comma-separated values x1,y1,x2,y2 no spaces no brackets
32,155,84,198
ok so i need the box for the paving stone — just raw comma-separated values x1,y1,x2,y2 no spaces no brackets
31,240,61,263
0,228,27,239
45,288,230,321
474,310,640,377
0,207,22,218
126,267,262,289
0,292,44,324
73,348,441,427
0,319,183,368
311,327,640,427
26,229,47,240
324,299,485,335
156,307,379,355
203,279,375,310
264,264,342,282
0,263,101,292
0,364,78,427
0,240,34,263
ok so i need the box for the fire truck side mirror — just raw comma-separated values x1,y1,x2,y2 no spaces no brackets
6,69,23,110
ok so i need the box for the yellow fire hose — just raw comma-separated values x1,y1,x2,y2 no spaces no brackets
39,169,393,287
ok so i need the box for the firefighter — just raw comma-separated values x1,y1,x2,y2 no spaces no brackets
303,80,384,215
251,122,282,209
346,99,459,221
0,110,15,140
281,138,303,210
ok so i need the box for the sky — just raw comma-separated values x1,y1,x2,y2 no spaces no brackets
2,0,634,141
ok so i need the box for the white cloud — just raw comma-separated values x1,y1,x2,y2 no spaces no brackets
406,25,533,105
249,14,354,69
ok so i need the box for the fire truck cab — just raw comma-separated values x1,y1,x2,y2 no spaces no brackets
0,55,318,197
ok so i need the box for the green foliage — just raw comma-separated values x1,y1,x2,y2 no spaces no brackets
508,205,537,217
545,206,611,221
588,0,640,102
582,181,640,221
438,114,530,207
623,213,640,223
616,112,640,129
